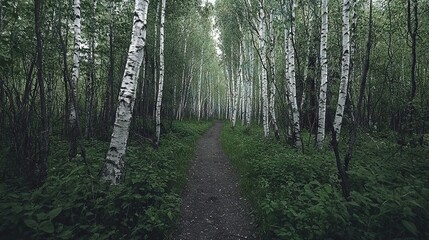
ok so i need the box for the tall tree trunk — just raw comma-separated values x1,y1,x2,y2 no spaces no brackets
154,0,165,147
268,10,279,139
86,0,97,139
197,48,204,121
177,30,189,120
103,2,115,133
317,0,329,149
103,0,149,184
245,38,253,127
69,0,82,159
357,0,372,124
35,0,48,186
333,0,351,138
259,0,269,137
152,1,160,122
231,48,238,128
286,0,302,147
406,0,418,138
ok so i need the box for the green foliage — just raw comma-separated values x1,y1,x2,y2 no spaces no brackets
0,121,212,239
221,125,429,239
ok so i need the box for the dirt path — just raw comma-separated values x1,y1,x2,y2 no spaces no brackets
173,122,257,240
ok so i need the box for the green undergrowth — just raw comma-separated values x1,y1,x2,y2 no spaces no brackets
221,125,429,239
0,120,212,239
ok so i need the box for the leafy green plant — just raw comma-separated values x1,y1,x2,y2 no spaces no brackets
221,124,429,239
0,121,212,239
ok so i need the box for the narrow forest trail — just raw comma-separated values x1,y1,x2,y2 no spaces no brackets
173,122,257,240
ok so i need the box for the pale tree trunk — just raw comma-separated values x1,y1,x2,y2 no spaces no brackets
268,10,279,139
197,49,204,120
177,30,189,120
333,0,351,137
284,26,292,138
239,41,245,125
286,0,302,147
69,0,82,158
224,64,230,120
259,0,269,137
317,0,329,149
152,1,160,121
103,0,149,184
300,9,313,112
154,0,165,147
245,38,253,127
231,49,238,128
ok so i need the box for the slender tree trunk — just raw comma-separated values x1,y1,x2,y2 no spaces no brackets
333,0,351,138
103,2,115,132
197,49,204,121
154,0,165,147
286,0,302,147
317,0,329,149
231,48,238,128
86,0,97,139
357,0,372,123
103,0,149,184
246,39,253,127
35,0,48,186
259,0,269,137
268,10,279,139
300,11,313,113
152,1,160,123
177,30,189,120
69,0,82,159
406,0,418,137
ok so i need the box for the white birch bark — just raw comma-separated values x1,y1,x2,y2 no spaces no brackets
286,0,302,147
231,49,238,127
268,10,279,138
197,49,204,120
103,0,149,184
259,0,269,137
284,25,292,138
317,0,329,149
155,0,165,146
69,0,82,158
245,38,253,127
333,0,351,137
177,31,190,120
239,41,245,125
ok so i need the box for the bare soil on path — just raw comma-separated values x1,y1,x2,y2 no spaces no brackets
173,122,257,240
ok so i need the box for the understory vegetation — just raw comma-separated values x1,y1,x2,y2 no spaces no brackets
0,121,211,239
222,124,429,240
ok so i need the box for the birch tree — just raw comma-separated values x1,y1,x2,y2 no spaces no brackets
333,0,351,138
285,0,302,147
317,0,329,149
103,0,149,184
155,0,166,147
69,0,82,159
197,48,204,121
259,0,269,137
268,9,279,139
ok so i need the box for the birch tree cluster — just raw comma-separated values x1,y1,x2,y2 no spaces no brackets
215,0,429,149
0,0,222,185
